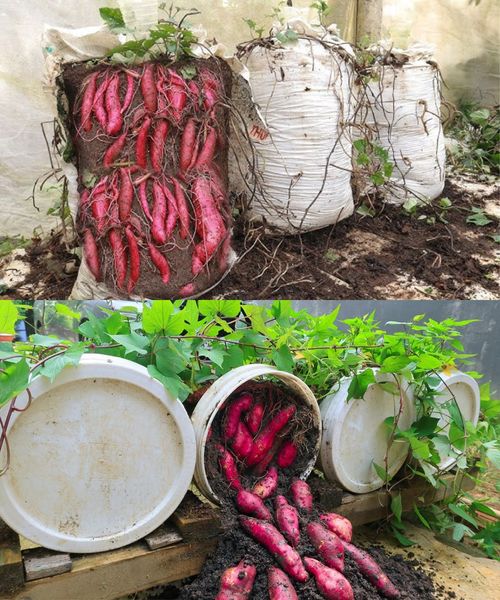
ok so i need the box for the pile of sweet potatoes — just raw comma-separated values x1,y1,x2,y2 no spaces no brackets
62,58,232,297
208,388,400,599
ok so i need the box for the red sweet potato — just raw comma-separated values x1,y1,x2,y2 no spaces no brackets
80,72,98,132
188,79,200,110
162,182,178,240
195,125,217,168
201,69,220,111
137,179,153,222
167,69,187,122
215,561,256,600
252,466,279,499
215,443,242,491
341,540,400,598
179,282,196,297
148,243,170,284
319,513,352,543
236,490,272,521
151,181,167,244
125,225,140,294
246,400,265,435
103,132,127,168
277,441,298,469
93,76,108,131
231,421,254,461
223,393,253,440
109,228,127,290
240,517,308,583
304,557,354,600
121,72,135,114
118,168,134,221
83,229,101,281
289,479,313,512
171,177,190,239
246,404,296,467
141,63,157,113
151,119,169,172
275,495,300,548
91,187,110,235
179,117,197,172
105,73,123,136
252,447,276,476
307,522,344,572
136,116,151,169
268,567,298,600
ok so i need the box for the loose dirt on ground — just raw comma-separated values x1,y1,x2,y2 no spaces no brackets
1,174,498,300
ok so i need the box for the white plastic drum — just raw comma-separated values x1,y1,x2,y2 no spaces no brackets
0,353,196,553
191,364,322,504
320,370,415,494
431,369,480,472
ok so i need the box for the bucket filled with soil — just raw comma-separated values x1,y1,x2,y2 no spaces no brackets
191,364,322,504
59,56,234,299
186,365,440,599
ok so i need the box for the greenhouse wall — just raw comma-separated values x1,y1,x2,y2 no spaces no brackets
0,0,497,237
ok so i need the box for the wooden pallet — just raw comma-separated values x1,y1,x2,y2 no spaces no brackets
0,473,475,600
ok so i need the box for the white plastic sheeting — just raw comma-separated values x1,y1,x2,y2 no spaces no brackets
238,20,356,233
357,45,446,204
0,0,106,238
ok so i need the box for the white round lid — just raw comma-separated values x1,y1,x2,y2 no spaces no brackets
431,369,480,472
0,354,196,553
320,371,415,494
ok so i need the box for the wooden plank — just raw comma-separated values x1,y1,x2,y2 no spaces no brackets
24,552,72,582
18,536,41,552
170,491,221,541
144,522,183,551
337,471,476,526
0,520,24,596
9,539,217,600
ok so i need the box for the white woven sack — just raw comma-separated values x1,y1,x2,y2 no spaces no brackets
359,47,446,205
239,20,356,233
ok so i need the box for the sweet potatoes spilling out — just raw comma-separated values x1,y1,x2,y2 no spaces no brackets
341,540,400,598
215,560,256,600
304,557,354,600
252,466,279,500
306,522,344,572
236,490,272,521
240,517,309,583
289,479,313,512
275,495,300,548
268,566,298,600
320,513,353,543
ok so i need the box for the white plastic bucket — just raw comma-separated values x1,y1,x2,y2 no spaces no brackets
0,353,196,553
320,370,415,494
191,364,322,504
429,368,480,472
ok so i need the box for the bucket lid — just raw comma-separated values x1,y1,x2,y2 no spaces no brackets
0,353,196,553
320,370,415,494
431,369,480,472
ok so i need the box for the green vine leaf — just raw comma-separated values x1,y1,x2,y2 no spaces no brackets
0,359,30,408
99,7,125,30
0,300,19,335
109,333,150,356
347,368,375,400
38,344,86,382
